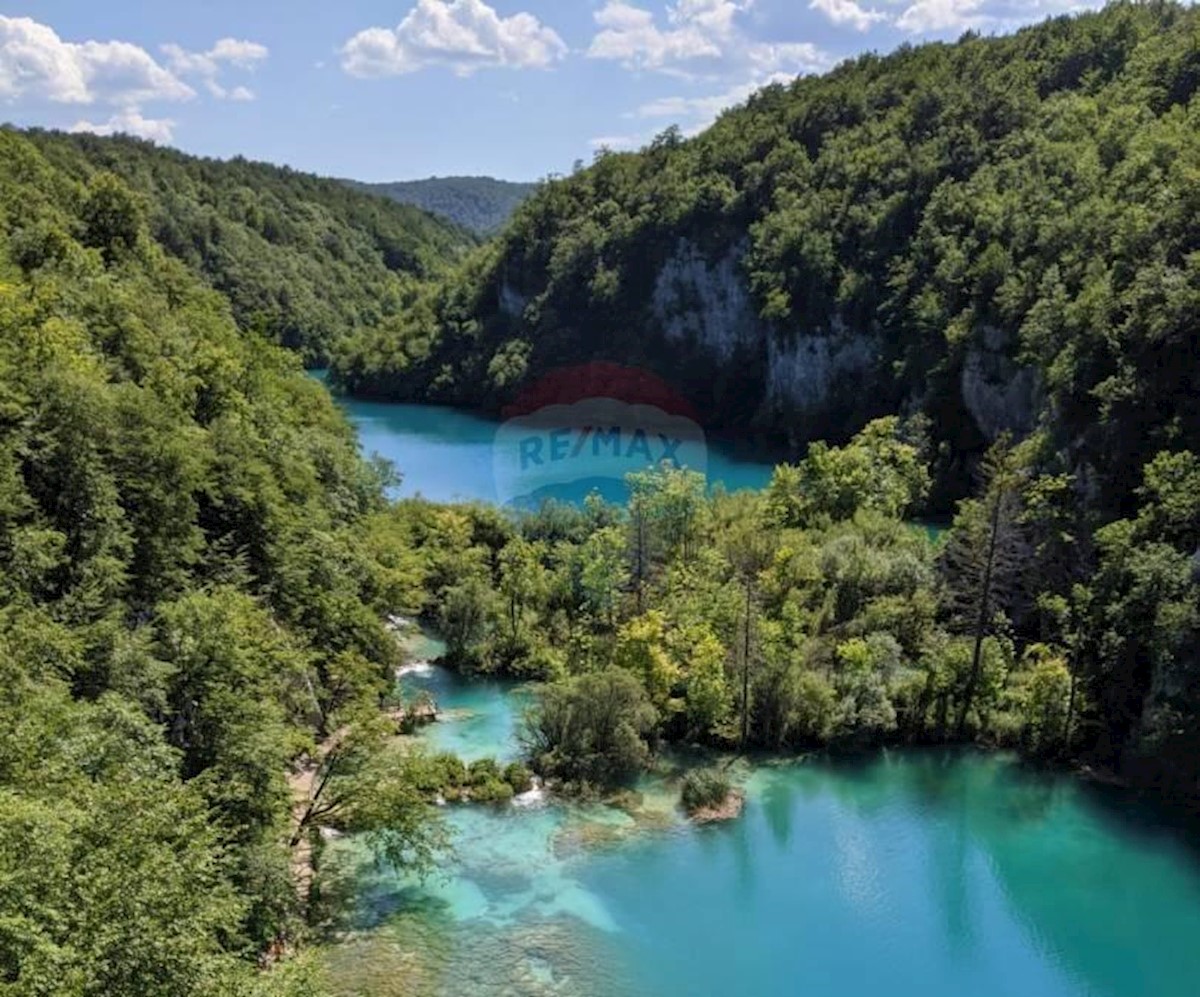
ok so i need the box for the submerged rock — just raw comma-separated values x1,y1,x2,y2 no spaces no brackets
322,912,636,997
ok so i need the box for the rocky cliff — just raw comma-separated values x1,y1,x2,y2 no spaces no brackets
331,2,1199,512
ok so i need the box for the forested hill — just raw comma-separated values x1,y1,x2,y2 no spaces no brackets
346,175,538,234
0,126,456,991
16,129,475,364
331,0,1199,516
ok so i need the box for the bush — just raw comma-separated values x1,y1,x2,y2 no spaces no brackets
467,757,501,784
680,768,732,814
469,778,515,804
503,761,534,794
521,669,658,790
407,753,531,803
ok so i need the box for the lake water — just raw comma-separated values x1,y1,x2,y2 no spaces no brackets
316,383,1200,996
319,382,947,541
329,391,779,505
322,636,1200,997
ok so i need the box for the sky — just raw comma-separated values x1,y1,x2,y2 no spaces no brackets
1,0,1110,182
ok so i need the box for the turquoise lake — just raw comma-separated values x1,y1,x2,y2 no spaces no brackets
330,391,779,505
317,385,1200,997
322,637,1200,997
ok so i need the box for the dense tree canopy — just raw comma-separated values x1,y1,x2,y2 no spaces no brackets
16,129,474,365
344,176,538,235
0,129,452,994
332,1,1199,523
413,429,1197,798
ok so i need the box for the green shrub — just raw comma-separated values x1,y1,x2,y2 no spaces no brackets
680,768,732,814
503,762,534,794
467,757,501,785
469,778,515,804
521,669,658,789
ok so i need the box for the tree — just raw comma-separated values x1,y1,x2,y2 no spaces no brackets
625,466,707,610
941,436,1029,735
683,625,731,738
80,172,143,264
720,506,775,749
439,575,499,670
1008,644,1074,756
768,418,931,527
577,525,629,630
614,611,679,713
626,469,659,612
1079,451,1200,787
521,669,658,789
290,714,448,879
497,536,548,643
831,635,901,741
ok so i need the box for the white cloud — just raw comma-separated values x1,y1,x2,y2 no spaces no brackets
161,37,267,100
895,0,986,31
70,107,175,142
809,0,888,31
894,0,1099,34
0,16,193,105
631,71,798,132
747,42,834,75
588,0,729,74
202,80,256,101
588,1,832,80
587,1,833,149
341,0,567,77
207,38,269,69
636,79,758,120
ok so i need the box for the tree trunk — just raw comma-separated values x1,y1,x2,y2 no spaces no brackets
1064,669,1078,756
957,489,1003,736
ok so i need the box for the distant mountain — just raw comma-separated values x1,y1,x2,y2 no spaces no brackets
347,176,538,235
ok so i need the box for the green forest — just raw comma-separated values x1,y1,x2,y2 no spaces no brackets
0,126,471,994
332,0,1199,519
0,3,1198,995
344,176,538,235
17,130,474,365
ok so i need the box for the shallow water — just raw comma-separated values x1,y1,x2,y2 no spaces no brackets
322,646,1200,997
314,388,1190,994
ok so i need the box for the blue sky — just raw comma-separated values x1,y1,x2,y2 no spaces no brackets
2,0,1107,182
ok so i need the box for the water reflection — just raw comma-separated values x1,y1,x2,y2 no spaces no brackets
325,657,1200,997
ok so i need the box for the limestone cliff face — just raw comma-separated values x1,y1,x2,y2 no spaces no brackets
646,239,1041,446
960,325,1042,440
651,239,761,363
649,238,880,433
763,322,878,417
